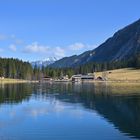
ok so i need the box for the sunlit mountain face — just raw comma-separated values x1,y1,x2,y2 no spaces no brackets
50,19,140,68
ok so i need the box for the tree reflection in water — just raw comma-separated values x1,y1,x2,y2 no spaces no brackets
0,83,140,139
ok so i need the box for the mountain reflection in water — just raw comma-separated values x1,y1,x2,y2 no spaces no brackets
0,83,140,140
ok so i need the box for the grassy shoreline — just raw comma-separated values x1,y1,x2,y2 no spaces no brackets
1,68,140,84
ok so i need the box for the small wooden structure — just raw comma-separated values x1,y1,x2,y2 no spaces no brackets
96,76,104,81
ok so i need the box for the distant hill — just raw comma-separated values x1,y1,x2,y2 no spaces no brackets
50,19,140,68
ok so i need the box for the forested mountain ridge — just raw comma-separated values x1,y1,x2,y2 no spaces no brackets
50,19,140,68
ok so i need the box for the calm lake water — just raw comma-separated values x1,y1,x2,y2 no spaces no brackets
0,83,140,140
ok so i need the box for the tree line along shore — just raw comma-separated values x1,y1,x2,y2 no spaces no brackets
0,57,140,83
1,68,140,84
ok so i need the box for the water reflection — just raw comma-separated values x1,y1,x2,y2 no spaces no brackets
0,84,32,104
0,83,140,140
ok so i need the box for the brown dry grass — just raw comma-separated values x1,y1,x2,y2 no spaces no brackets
96,68,140,82
0,78,37,84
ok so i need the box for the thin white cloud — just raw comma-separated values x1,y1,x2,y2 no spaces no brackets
54,47,65,58
0,34,24,46
0,34,16,41
68,43,85,51
14,39,24,45
23,42,49,53
22,42,97,59
68,43,97,52
9,44,17,52
22,42,66,58
87,44,97,50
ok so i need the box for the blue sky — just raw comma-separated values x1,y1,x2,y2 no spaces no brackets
0,0,140,61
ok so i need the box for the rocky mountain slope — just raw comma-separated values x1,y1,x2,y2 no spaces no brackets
50,19,140,68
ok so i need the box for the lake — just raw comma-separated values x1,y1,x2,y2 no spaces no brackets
0,82,140,140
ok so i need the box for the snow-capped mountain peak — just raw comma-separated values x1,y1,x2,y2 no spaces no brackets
43,57,57,62
31,57,58,68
